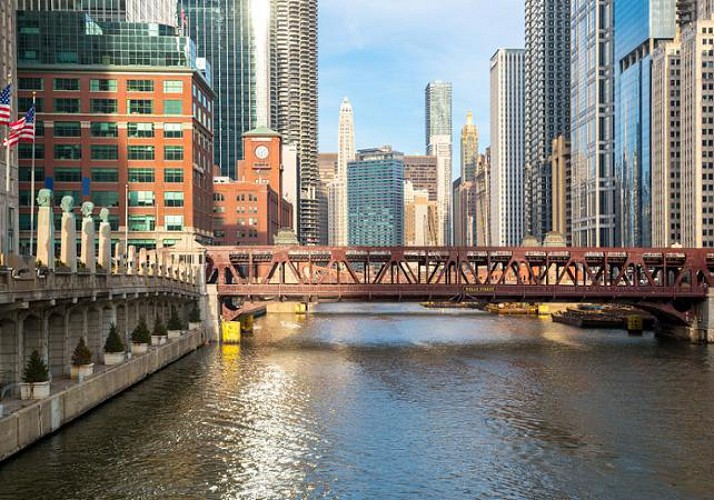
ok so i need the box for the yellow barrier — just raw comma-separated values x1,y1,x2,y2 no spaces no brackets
222,321,241,344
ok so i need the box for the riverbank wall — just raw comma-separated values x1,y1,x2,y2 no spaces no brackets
0,328,205,462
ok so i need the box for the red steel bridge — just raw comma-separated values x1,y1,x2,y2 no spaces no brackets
206,246,714,323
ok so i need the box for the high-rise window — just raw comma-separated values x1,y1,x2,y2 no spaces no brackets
127,99,153,114
164,168,183,183
127,80,154,92
128,191,155,207
54,145,81,160
128,122,154,138
163,123,183,138
91,145,118,160
164,146,183,161
128,146,155,161
55,167,81,182
90,99,117,113
91,191,119,207
19,78,43,90
54,98,80,113
163,81,183,93
163,100,182,115
164,191,184,207
54,121,81,137
128,215,155,231
90,79,117,92
128,168,155,182
91,168,118,182
165,215,184,231
90,122,118,137
53,78,80,91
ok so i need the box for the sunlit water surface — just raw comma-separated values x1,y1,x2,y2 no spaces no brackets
1,303,714,499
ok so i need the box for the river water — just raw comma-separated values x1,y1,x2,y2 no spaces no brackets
1,304,714,499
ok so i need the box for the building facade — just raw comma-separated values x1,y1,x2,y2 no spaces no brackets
18,0,179,26
614,0,676,247
453,179,477,246
347,146,404,247
317,152,337,246
461,111,479,182
474,150,491,246
524,0,571,241
0,0,18,257
404,155,438,202
570,0,616,247
425,81,452,245
404,181,437,246
550,135,571,244
16,11,214,252
329,97,354,246
490,49,525,247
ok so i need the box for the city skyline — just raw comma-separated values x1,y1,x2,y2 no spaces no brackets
318,0,523,168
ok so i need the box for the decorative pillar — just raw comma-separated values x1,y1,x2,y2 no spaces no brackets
36,189,55,270
98,208,111,272
138,248,148,276
59,196,77,272
127,246,137,275
115,241,126,274
80,202,96,273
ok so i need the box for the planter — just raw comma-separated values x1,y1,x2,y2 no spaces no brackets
189,322,201,331
167,330,183,340
32,381,50,399
70,363,94,380
131,342,148,355
160,335,168,345
151,335,163,346
20,382,31,400
104,351,125,365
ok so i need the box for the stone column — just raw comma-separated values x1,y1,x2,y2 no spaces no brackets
98,209,111,273
138,248,148,276
79,202,96,273
148,250,157,276
36,189,55,270
127,246,137,275
114,241,126,274
59,196,77,272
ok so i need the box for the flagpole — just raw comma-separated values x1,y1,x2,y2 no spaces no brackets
4,74,10,258
29,92,36,258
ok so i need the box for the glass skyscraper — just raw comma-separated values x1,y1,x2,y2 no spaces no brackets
614,0,675,247
425,81,452,246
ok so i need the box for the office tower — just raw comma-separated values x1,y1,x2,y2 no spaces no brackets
17,0,178,25
614,0,676,247
570,0,616,247
461,111,479,182
16,10,214,252
0,0,18,256
651,39,682,247
425,81,452,245
404,181,437,246
404,155,438,202
274,0,319,245
474,150,491,246
490,49,526,247
347,146,404,247
317,152,337,246
550,135,571,244
524,0,571,241
329,97,354,246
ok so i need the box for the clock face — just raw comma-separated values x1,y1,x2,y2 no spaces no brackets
255,145,269,160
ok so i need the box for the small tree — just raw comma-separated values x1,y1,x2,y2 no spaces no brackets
131,317,151,344
153,315,167,336
71,337,93,366
167,308,183,331
23,350,49,383
189,304,201,323
104,323,125,353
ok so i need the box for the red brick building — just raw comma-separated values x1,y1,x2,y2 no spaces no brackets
213,128,293,245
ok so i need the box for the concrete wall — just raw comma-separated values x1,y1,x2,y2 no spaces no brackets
0,328,204,462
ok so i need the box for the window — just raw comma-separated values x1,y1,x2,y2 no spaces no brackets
19,214,32,231
164,191,184,207
128,191,155,207
164,168,183,183
127,99,153,114
55,167,81,182
164,146,184,161
91,168,118,183
54,98,80,113
165,215,184,231
90,122,118,137
53,78,80,91
163,100,182,115
128,146,155,161
35,121,44,137
128,122,154,138
54,190,81,206
89,79,117,92
90,99,117,113
213,193,225,201
53,121,81,137
128,168,155,182
54,145,81,160
163,123,183,138
163,80,183,93
19,167,44,182
127,80,154,92
19,144,43,159
128,215,155,231
19,190,38,206
91,145,118,160
19,78,43,90
91,191,119,207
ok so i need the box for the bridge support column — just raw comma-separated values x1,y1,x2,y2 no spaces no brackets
688,292,714,343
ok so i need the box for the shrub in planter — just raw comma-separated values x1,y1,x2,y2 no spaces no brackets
21,350,50,400
131,317,151,354
70,337,94,379
152,315,168,345
104,323,125,365
167,308,183,339
188,304,202,330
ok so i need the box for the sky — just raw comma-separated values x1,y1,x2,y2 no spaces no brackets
318,0,524,170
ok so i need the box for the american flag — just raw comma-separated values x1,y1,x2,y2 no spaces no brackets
0,84,11,126
3,107,35,147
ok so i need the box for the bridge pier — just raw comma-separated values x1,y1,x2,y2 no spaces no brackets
686,291,714,343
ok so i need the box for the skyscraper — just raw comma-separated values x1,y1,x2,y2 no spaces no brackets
524,0,571,241
329,97,354,246
614,0,676,247
274,0,319,245
570,0,616,247
17,0,178,26
453,111,479,246
461,111,479,183
425,81,452,245
490,49,525,247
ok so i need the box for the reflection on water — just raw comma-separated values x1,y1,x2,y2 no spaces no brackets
1,304,714,499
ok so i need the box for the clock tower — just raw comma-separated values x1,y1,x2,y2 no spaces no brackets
242,127,283,192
